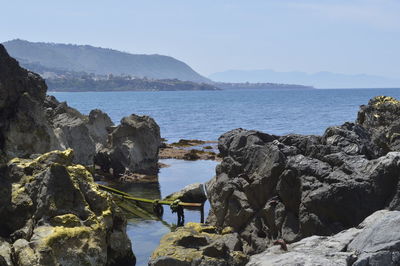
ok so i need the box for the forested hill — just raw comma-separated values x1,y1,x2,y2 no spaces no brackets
3,39,210,83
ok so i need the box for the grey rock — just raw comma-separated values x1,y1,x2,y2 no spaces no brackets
164,183,207,203
1,44,160,175
95,114,161,177
348,210,400,265
206,97,400,256
0,238,13,266
44,96,114,165
247,210,400,266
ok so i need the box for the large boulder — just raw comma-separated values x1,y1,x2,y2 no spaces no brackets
0,149,135,265
95,114,161,177
247,210,400,266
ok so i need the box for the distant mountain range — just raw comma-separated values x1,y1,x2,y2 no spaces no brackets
3,39,210,83
209,69,400,89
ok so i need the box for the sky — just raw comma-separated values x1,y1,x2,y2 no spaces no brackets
1,0,400,78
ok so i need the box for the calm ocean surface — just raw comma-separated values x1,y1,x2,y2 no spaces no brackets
50,88,400,143
50,88,400,265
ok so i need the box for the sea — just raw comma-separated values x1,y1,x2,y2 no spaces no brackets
50,88,400,265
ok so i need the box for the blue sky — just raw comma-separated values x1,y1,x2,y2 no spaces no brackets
1,0,399,78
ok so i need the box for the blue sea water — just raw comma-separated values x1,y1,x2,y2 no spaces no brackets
50,88,400,265
50,88,400,142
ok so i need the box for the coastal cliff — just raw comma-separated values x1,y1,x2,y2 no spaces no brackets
150,96,400,265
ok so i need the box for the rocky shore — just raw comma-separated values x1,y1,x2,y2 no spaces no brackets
0,150,135,265
0,43,162,265
150,96,400,266
3,40,400,265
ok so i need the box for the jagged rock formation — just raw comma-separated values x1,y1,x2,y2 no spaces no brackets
95,114,161,177
204,97,400,256
0,149,135,265
149,223,248,266
150,96,400,265
0,43,160,174
0,43,110,165
44,95,114,165
0,43,164,265
0,44,58,160
247,210,400,266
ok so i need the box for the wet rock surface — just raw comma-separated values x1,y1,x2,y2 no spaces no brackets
0,150,135,265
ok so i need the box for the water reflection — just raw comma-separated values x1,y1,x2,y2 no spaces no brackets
106,159,218,266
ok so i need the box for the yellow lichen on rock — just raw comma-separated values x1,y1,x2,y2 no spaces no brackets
50,214,82,227
185,222,217,234
372,96,400,107
150,223,248,265
151,228,203,263
222,226,235,235
43,226,93,247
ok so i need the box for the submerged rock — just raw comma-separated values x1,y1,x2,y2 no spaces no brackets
149,223,248,266
0,149,135,265
95,114,161,177
247,210,400,266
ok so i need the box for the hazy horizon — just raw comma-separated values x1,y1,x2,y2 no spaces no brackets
1,0,399,80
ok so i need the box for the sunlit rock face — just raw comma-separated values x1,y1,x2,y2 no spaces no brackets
0,43,161,174
247,210,400,266
0,149,135,265
206,96,400,255
149,223,248,266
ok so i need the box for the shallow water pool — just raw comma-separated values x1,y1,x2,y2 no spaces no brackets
106,159,218,266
